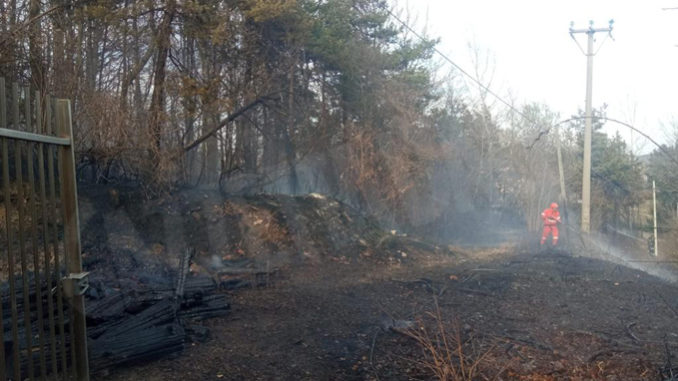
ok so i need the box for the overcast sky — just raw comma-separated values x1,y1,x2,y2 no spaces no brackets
397,0,678,153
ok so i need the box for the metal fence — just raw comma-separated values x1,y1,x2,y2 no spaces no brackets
0,78,88,380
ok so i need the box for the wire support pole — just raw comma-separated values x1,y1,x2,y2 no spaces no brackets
570,20,613,233
653,180,659,257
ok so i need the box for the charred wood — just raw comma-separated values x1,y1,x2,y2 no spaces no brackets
0,268,230,375
89,323,185,372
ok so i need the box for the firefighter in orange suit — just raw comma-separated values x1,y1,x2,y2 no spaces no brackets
540,202,561,246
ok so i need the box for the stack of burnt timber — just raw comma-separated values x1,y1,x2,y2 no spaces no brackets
0,273,70,377
86,273,230,372
0,270,229,376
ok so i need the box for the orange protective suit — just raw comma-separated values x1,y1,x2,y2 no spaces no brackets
540,205,561,245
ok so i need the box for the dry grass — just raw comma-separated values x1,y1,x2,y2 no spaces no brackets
404,298,499,381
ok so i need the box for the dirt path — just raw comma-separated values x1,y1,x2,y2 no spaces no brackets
94,246,678,380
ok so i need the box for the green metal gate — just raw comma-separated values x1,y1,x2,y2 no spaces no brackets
0,78,89,380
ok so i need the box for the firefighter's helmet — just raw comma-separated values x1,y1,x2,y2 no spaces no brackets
550,202,558,209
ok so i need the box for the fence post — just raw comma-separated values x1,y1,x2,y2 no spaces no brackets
56,99,90,381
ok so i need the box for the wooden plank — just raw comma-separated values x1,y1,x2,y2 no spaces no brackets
96,300,175,340
0,128,70,146
3,137,21,380
0,77,7,381
15,141,36,381
46,109,69,379
56,99,89,381
90,323,185,372
36,91,60,377
13,82,35,381
177,295,230,321
27,139,49,380
27,88,49,380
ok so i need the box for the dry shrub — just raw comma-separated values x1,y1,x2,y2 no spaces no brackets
75,91,140,178
404,299,497,381
216,201,292,251
75,90,180,187
343,118,442,225
340,76,447,227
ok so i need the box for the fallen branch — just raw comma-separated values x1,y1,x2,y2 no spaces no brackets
217,267,277,276
182,96,274,154
624,321,641,345
574,329,639,349
454,287,495,297
588,347,641,363
390,278,438,294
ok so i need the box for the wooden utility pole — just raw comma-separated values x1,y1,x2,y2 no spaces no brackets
569,20,614,233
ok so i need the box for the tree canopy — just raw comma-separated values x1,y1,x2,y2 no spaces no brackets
0,0,658,238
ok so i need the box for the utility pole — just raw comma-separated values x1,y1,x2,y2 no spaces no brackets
556,125,568,243
653,180,659,257
570,20,614,233
556,125,567,205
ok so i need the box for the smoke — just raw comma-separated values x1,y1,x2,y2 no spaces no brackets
582,232,678,283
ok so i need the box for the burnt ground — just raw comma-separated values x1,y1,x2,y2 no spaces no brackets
79,187,678,380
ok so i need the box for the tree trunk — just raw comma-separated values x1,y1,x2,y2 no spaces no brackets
3,0,18,80
148,0,176,161
284,54,299,194
52,28,66,96
182,34,197,183
198,40,220,184
261,107,278,171
29,0,46,91
85,19,99,93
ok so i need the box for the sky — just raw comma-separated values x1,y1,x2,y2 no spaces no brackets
397,0,678,154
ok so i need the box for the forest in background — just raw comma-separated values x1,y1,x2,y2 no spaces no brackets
1,0,675,242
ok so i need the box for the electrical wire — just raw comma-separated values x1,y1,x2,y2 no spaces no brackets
358,3,678,205
527,116,678,167
377,4,678,239
378,5,539,128
379,3,678,167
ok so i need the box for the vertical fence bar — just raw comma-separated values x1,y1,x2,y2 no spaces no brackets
46,98,69,380
57,99,89,381
3,137,21,381
37,93,60,379
15,83,37,380
28,149,48,381
16,145,36,381
56,105,77,379
28,87,49,381
0,77,8,380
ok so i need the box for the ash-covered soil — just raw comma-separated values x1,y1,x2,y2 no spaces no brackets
80,186,678,380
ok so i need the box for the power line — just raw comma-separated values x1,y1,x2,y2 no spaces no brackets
528,116,678,168
379,5,539,127
378,6,678,185
378,4,678,239
373,3,678,174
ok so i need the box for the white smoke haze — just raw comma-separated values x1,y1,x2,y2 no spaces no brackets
579,231,678,283
80,185,678,279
